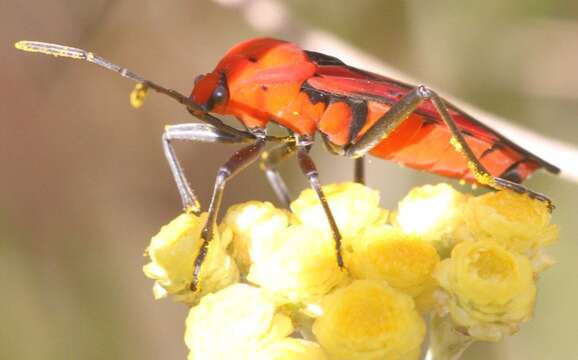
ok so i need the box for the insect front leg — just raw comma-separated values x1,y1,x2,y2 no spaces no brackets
296,136,345,268
162,123,252,213
259,142,297,208
190,132,267,291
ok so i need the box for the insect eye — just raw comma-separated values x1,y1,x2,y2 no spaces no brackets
210,84,229,107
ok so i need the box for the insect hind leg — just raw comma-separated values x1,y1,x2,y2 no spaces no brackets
424,88,554,209
345,85,553,209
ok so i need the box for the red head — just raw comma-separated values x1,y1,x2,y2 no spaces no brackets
191,71,229,113
190,38,316,130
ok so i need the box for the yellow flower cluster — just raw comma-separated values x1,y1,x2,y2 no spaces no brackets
143,182,559,359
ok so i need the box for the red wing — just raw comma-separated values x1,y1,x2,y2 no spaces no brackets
308,67,499,144
305,63,559,183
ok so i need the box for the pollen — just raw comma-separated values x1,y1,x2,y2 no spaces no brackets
449,137,463,152
130,83,149,108
467,161,496,186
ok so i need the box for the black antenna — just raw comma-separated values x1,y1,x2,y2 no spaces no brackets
14,40,280,141
15,41,197,108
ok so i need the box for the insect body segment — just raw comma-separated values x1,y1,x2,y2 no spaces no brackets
16,37,559,292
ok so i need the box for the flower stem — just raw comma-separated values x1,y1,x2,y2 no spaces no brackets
429,314,474,360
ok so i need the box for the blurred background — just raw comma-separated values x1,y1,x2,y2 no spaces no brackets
2,1,577,359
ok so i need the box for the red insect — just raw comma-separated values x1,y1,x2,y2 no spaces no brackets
16,38,559,290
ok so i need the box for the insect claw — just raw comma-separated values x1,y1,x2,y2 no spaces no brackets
494,177,554,211
189,279,200,292
184,201,202,216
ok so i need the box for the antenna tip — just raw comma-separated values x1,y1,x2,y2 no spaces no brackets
14,41,29,51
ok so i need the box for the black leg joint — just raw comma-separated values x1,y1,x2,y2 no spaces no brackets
416,85,433,98
216,168,231,184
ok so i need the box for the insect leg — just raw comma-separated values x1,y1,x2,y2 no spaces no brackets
346,86,552,206
296,138,344,268
163,123,252,213
354,157,365,184
426,90,553,206
191,134,268,291
260,142,297,208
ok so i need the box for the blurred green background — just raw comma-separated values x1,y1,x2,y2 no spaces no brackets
2,1,577,359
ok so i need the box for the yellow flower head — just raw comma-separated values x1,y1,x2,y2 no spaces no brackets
143,213,239,305
253,338,328,360
247,224,348,303
291,182,387,243
393,183,469,256
312,280,425,360
465,190,558,259
348,225,440,310
222,201,291,274
434,241,536,341
185,284,294,360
